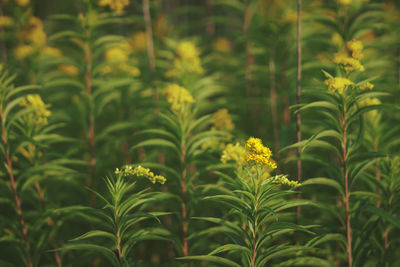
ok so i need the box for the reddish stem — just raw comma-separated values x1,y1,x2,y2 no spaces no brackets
296,0,302,220
1,110,32,267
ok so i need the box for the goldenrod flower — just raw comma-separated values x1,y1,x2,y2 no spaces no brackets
98,0,129,13
0,16,13,27
115,165,166,184
14,45,34,60
19,94,51,127
333,51,365,72
162,84,195,111
104,47,128,62
41,46,62,57
18,17,47,47
167,41,204,77
358,97,381,119
15,0,30,6
245,137,277,169
212,108,234,131
270,175,300,187
347,40,364,60
324,77,354,94
58,64,79,76
131,32,147,52
221,142,246,167
331,33,344,48
360,82,374,91
118,63,140,77
339,0,351,5
213,38,232,53
177,41,200,60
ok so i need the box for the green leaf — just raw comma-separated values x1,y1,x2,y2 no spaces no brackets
302,178,344,196
177,255,241,267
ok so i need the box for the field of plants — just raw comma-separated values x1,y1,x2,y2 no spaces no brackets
0,0,400,266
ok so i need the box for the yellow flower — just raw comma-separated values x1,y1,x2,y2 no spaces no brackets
339,0,351,5
0,16,13,27
19,94,51,127
177,41,200,60
213,38,232,53
358,97,381,119
19,17,47,47
104,47,128,62
245,137,277,169
17,144,42,163
331,33,344,48
15,0,29,6
98,0,129,13
131,32,147,52
270,175,300,187
347,40,364,60
360,82,374,91
14,45,34,60
58,64,79,76
115,165,166,184
212,108,234,131
324,77,354,94
41,46,62,57
118,63,140,77
221,142,246,167
162,84,195,112
333,51,365,72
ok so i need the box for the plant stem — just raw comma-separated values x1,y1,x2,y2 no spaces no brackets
85,36,96,205
296,0,302,220
181,143,189,258
342,106,352,267
0,110,32,267
142,0,156,81
251,201,258,267
269,56,280,164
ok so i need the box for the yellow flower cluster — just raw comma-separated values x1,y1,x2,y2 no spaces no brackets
162,84,195,112
0,16,13,27
270,175,300,187
358,97,381,119
100,44,140,77
212,108,235,131
41,46,62,57
17,144,42,163
115,165,166,184
19,94,51,127
339,0,352,5
167,41,203,77
324,77,354,94
98,0,129,13
58,64,79,76
360,81,374,91
333,40,365,72
220,142,246,167
347,40,364,60
14,45,34,60
131,32,147,52
245,137,277,169
213,38,232,53
15,0,30,6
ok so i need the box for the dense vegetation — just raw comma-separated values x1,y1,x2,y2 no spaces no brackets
0,0,399,266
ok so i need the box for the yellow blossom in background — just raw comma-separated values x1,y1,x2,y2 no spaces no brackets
41,46,62,57
360,82,374,91
331,33,344,48
19,94,51,127
339,0,351,5
14,45,34,60
162,84,195,112
131,32,147,52
213,38,232,53
245,137,277,169
15,0,29,6
19,16,47,47
115,165,166,184
221,142,246,167
105,47,128,62
177,41,200,60
358,97,381,119
212,108,234,131
333,51,364,72
347,40,364,60
98,0,129,13
59,64,79,76
325,77,354,94
118,63,140,77
0,16,13,27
